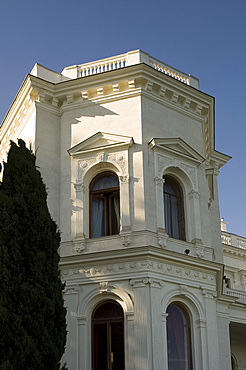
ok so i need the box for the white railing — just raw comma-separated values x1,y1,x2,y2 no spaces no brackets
237,238,246,250
221,231,246,250
61,50,199,88
149,58,189,84
221,233,232,245
225,288,246,304
78,57,127,77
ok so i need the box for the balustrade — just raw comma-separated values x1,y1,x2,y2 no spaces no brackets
221,233,232,245
225,288,246,304
62,50,199,88
221,231,246,250
237,238,246,250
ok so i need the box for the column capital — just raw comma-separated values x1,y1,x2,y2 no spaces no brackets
130,277,162,288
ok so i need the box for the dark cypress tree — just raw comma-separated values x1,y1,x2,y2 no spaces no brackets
0,140,67,370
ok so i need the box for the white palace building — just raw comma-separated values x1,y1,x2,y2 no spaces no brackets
0,50,245,370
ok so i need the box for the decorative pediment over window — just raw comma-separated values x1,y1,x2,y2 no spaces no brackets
149,137,204,164
68,132,134,158
68,132,134,183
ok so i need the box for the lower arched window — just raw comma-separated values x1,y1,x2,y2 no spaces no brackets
90,172,120,238
92,301,125,370
166,303,192,370
163,176,186,240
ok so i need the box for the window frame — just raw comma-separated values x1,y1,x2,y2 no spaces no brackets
91,300,125,370
89,171,120,238
163,175,186,241
166,302,193,370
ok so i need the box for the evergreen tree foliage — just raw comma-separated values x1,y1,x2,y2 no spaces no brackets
0,140,67,370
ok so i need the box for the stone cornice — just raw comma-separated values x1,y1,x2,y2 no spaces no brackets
60,245,222,281
1,63,229,169
60,252,219,293
29,64,212,119
223,245,246,259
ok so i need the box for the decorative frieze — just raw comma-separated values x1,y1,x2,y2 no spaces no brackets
64,258,217,287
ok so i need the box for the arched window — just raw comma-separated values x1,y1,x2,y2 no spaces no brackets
92,301,125,370
163,176,186,240
166,303,192,370
90,172,120,238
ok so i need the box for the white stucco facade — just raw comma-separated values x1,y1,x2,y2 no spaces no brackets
1,50,245,370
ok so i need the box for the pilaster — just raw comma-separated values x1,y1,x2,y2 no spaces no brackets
130,278,164,370
202,289,220,370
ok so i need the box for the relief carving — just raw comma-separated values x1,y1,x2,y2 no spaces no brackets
157,154,197,189
107,151,127,173
78,158,97,180
73,259,216,287
74,236,85,253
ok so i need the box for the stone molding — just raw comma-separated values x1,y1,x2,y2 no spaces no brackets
61,257,217,288
156,152,198,190
202,289,217,299
76,150,128,182
73,235,86,254
157,230,169,248
130,277,163,288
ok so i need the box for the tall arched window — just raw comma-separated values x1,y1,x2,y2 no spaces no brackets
166,303,192,370
92,301,125,370
90,172,120,238
163,176,186,240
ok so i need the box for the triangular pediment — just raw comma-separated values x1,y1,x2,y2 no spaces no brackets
68,132,134,157
149,137,204,163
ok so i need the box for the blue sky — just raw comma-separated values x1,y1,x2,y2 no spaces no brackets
0,0,245,236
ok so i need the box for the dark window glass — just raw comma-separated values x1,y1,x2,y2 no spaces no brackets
90,172,120,238
92,301,125,370
163,176,185,240
167,304,192,370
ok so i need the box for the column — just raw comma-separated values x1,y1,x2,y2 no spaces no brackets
63,287,79,370
130,278,164,370
202,290,220,370
78,316,87,370
195,318,208,370
155,176,165,231
125,312,135,370
73,182,86,252
188,189,202,243
119,175,131,229
217,311,231,370
161,313,169,370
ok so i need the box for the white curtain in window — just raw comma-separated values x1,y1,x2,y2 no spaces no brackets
92,198,104,238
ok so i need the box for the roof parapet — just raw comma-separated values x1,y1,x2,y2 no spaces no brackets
61,49,199,89
30,64,70,83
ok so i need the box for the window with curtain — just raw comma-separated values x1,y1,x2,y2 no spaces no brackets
90,172,120,238
166,303,193,370
163,176,186,240
92,301,125,370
